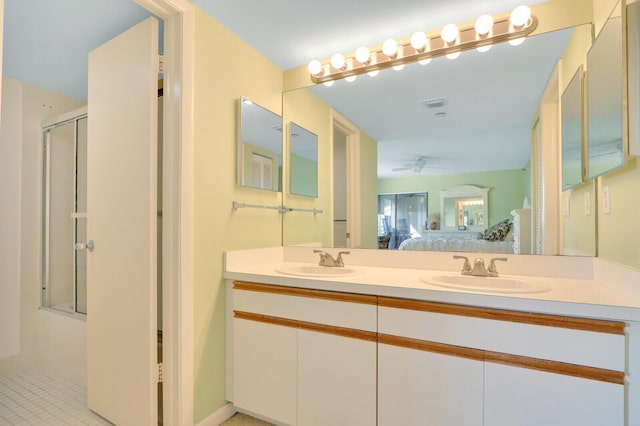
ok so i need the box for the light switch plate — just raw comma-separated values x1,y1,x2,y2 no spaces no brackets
603,185,611,214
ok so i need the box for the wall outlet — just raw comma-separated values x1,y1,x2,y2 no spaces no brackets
603,185,611,214
584,192,591,216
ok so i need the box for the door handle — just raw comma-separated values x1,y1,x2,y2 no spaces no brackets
75,240,95,252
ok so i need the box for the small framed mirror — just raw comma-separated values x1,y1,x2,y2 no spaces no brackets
440,185,489,232
586,1,624,179
237,97,283,191
289,122,318,197
561,66,584,191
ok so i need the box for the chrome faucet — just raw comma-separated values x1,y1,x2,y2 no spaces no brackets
453,255,507,277
313,250,350,267
453,255,472,274
487,257,507,276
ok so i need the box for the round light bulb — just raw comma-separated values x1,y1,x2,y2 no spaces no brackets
510,5,531,28
441,23,459,44
475,14,494,36
476,44,492,53
345,75,357,82
509,37,525,46
418,58,432,65
382,38,398,57
410,31,427,51
367,70,380,77
446,51,460,60
330,53,345,70
323,80,335,87
307,59,322,76
392,64,405,71
355,46,370,64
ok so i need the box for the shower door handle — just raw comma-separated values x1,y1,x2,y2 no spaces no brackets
75,240,95,252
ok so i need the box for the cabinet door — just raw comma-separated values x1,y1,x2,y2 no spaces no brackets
484,362,624,426
233,318,297,426
378,343,483,426
298,329,376,426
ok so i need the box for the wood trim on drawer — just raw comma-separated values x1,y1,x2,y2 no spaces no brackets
378,296,625,335
485,351,625,385
379,333,625,385
378,333,485,362
233,281,378,305
234,310,377,342
234,311,298,329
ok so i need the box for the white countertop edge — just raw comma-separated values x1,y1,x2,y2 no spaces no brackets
224,247,640,322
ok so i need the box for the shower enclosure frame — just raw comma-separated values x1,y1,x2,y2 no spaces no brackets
41,106,88,315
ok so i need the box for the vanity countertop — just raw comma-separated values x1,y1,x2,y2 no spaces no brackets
224,246,640,322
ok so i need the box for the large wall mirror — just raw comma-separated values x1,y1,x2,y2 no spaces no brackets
587,1,624,179
237,96,283,192
561,66,584,191
289,122,318,197
282,25,598,256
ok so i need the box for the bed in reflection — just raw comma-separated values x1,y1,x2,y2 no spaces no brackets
398,209,531,254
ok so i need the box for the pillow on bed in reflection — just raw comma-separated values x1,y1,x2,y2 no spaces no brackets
483,219,512,241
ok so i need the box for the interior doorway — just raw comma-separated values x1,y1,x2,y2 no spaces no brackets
333,127,348,247
331,111,361,248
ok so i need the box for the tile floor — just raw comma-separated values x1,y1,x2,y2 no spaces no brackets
0,369,112,425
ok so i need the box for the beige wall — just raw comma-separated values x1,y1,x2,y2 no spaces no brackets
192,8,284,422
0,78,85,373
0,78,22,361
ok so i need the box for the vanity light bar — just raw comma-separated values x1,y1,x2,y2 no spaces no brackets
308,8,538,84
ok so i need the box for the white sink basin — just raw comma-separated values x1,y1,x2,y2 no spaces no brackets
275,264,360,278
421,274,551,294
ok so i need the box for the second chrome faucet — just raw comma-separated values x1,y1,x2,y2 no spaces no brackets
453,255,507,277
314,249,350,267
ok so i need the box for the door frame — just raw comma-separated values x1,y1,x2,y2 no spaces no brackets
133,1,194,424
331,110,361,248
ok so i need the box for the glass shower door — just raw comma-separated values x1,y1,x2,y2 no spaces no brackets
42,109,88,314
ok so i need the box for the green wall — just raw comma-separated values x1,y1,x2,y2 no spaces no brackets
289,153,317,197
378,169,527,228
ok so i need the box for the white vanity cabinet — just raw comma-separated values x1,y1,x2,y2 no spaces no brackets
227,281,378,426
233,314,297,424
484,362,623,425
378,296,626,426
378,339,484,425
297,329,376,426
228,280,628,425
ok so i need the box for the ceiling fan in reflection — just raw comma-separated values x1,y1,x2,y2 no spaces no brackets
392,156,445,174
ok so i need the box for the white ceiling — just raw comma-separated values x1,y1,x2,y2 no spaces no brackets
4,0,573,178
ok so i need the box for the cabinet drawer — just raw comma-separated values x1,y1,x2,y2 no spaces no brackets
233,281,378,332
378,297,625,371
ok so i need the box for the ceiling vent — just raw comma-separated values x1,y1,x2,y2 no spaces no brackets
422,97,447,109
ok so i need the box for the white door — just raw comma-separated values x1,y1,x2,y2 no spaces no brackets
86,17,159,426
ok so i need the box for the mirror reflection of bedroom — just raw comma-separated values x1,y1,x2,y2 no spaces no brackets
379,184,530,254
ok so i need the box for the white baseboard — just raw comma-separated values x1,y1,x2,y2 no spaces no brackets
196,402,236,426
